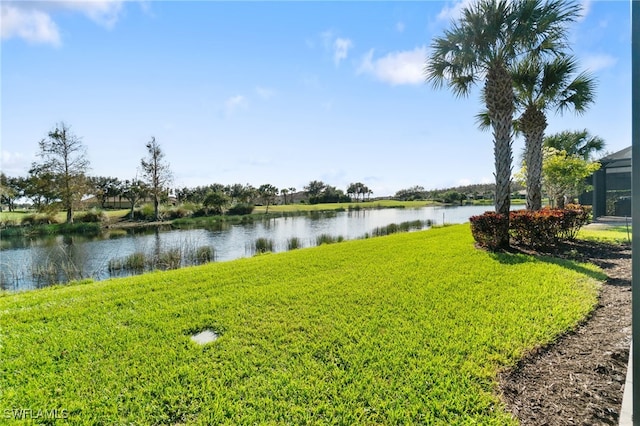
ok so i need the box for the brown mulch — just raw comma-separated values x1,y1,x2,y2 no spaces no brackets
499,239,632,425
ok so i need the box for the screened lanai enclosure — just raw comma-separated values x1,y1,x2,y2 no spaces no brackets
580,146,632,218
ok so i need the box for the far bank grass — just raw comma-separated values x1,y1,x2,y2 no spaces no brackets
0,225,603,424
253,199,436,213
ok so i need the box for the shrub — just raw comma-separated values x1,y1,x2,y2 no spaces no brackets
77,209,106,223
162,206,193,220
473,204,593,251
558,204,592,240
227,203,255,216
133,204,156,221
21,213,58,226
509,209,562,248
469,212,508,251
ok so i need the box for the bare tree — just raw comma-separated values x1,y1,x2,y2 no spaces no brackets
35,122,90,223
140,137,172,221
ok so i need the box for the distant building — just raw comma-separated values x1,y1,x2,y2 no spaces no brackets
580,146,632,218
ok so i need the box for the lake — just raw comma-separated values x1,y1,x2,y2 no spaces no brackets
0,205,496,291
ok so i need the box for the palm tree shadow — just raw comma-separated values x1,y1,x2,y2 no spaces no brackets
487,241,616,282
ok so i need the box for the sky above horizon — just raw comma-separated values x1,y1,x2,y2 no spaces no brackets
1,0,631,197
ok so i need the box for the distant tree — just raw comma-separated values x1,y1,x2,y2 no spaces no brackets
542,148,600,208
280,188,290,205
24,165,59,211
316,185,350,204
90,176,122,209
140,137,172,221
33,122,90,223
304,180,326,202
225,183,256,204
543,129,605,161
175,187,192,204
394,186,427,201
347,182,370,202
346,183,358,201
0,174,23,212
122,179,148,219
203,190,230,215
258,184,279,213
442,191,466,205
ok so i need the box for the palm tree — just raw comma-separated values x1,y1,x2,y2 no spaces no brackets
543,129,605,161
513,56,596,210
427,0,581,248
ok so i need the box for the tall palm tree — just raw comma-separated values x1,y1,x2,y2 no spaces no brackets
426,0,581,248
543,129,605,161
513,55,596,210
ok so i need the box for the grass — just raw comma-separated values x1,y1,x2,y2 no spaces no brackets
0,209,129,225
0,225,603,424
578,225,632,244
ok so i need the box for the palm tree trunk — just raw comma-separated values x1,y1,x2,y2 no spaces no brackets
525,131,544,211
521,106,547,211
486,64,514,248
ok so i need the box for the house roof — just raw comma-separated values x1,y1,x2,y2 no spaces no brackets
600,146,631,169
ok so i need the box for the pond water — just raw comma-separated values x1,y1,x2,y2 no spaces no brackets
0,205,496,291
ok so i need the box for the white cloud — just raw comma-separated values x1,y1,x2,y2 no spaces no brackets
438,0,591,23
582,54,617,73
224,95,248,115
577,0,592,22
256,86,276,100
1,4,61,46
395,21,405,33
319,30,353,67
333,37,353,66
437,0,474,22
61,0,125,29
1,1,126,46
357,46,428,86
0,150,29,176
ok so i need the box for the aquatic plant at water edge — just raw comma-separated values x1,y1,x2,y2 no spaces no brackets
253,238,274,254
316,234,344,245
287,237,302,250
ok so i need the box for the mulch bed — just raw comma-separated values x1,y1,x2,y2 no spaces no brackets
499,240,632,425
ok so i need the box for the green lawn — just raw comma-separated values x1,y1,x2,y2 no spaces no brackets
578,225,632,244
0,225,603,424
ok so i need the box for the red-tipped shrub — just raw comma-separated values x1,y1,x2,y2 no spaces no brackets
470,204,592,251
470,212,508,250
558,204,592,240
509,209,562,248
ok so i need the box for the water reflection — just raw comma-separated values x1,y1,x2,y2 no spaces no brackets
1,205,494,291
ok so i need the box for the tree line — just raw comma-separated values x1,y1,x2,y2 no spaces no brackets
0,123,380,221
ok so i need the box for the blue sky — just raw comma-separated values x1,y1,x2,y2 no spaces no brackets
1,1,631,197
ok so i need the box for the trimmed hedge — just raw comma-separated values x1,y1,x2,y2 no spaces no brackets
469,212,509,251
470,205,592,250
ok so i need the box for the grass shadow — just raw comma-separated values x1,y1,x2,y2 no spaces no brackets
488,243,609,282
